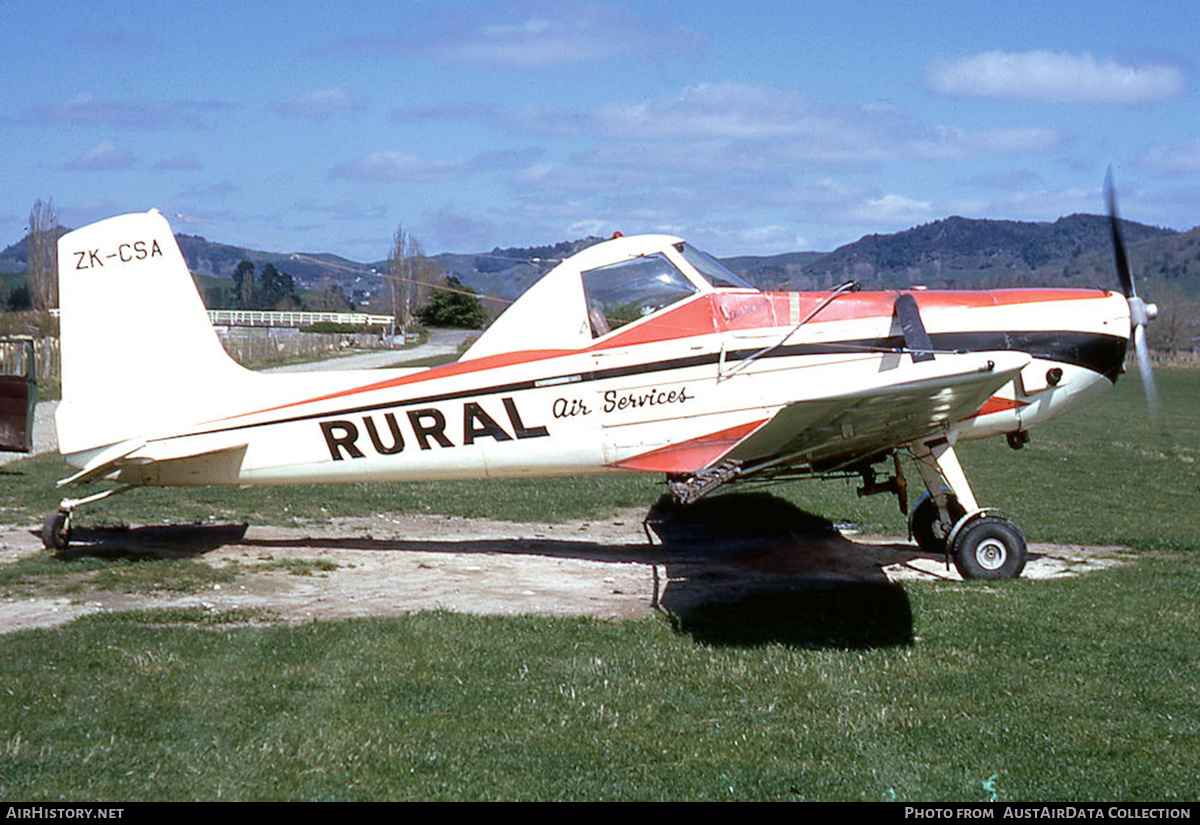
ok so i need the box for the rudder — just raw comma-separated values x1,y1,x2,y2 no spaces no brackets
55,210,249,456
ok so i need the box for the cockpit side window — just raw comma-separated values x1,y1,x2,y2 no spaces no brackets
674,242,755,289
582,254,699,338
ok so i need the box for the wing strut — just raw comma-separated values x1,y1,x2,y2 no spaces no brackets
720,280,859,380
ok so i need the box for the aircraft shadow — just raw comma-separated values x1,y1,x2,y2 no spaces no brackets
55,522,250,560
48,493,925,649
644,493,915,649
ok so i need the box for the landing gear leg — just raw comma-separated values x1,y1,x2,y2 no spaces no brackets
40,484,136,553
909,437,1027,579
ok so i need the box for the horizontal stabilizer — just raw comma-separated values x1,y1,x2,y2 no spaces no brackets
56,438,146,487
58,440,250,488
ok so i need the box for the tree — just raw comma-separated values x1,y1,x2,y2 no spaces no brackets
416,276,489,329
305,276,355,312
257,263,298,309
26,198,58,310
5,284,31,311
387,225,443,328
232,260,255,309
1146,282,1199,354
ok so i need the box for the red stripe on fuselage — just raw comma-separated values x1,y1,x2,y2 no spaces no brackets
213,287,1115,425
212,347,578,424
592,287,1119,347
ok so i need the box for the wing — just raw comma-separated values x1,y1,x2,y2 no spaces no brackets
724,350,1030,475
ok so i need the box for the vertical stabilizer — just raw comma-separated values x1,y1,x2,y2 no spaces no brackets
56,210,250,455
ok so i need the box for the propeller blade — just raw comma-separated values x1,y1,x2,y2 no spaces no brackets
1106,167,1160,422
1105,166,1135,298
1133,323,1161,420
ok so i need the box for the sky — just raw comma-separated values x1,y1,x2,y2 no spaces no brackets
3,0,1199,261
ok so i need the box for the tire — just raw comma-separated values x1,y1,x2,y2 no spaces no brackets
909,491,966,554
951,516,1027,580
41,511,71,552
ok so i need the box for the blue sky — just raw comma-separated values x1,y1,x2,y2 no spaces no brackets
3,0,1199,260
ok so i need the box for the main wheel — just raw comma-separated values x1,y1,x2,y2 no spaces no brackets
909,491,966,554
951,516,1027,580
41,511,71,552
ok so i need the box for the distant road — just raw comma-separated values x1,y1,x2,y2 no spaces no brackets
262,327,476,373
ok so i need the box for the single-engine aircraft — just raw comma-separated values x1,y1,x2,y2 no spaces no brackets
42,177,1157,579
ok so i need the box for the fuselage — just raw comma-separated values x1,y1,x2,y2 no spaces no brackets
94,285,1129,488
53,216,1130,491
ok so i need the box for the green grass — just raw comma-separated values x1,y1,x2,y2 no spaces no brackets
0,551,236,596
1,369,1198,800
252,557,341,576
1,560,1197,801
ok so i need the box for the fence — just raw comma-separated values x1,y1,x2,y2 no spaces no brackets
0,336,58,384
216,326,388,365
50,308,396,331
0,325,396,386
207,309,395,329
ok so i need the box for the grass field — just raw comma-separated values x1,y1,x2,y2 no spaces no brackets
0,368,1198,801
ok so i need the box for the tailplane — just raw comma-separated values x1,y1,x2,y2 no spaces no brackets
55,210,250,456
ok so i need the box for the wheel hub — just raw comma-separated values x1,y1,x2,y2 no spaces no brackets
975,537,1008,571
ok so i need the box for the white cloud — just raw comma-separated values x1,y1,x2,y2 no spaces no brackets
339,1,705,69
939,187,1098,223
848,194,935,225
966,169,1046,191
329,151,466,182
430,207,499,251
565,218,620,238
153,153,202,170
925,50,1186,104
175,182,240,199
593,83,813,140
1141,139,1200,173
567,83,1069,168
295,201,389,222
393,82,1067,169
65,141,137,171
32,94,230,129
909,126,1067,160
512,159,642,194
272,88,364,121
330,147,538,186
734,225,806,251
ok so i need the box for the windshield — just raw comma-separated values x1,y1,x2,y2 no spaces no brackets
674,242,754,289
581,254,699,337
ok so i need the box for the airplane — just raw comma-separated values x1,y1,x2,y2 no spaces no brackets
40,177,1156,579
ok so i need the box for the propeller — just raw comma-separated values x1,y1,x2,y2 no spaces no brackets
1104,166,1160,420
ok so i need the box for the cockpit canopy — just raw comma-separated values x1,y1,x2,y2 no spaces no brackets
462,235,755,360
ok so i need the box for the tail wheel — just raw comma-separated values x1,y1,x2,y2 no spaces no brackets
41,511,71,552
951,516,1027,580
909,491,966,554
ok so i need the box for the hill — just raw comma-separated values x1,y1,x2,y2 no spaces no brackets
431,237,605,301
720,251,827,290
172,235,375,293
5,215,1200,310
790,213,1179,291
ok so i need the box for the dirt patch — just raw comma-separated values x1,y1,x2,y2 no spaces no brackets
0,503,1134,635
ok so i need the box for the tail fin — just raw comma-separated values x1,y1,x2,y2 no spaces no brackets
56,210,249,456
